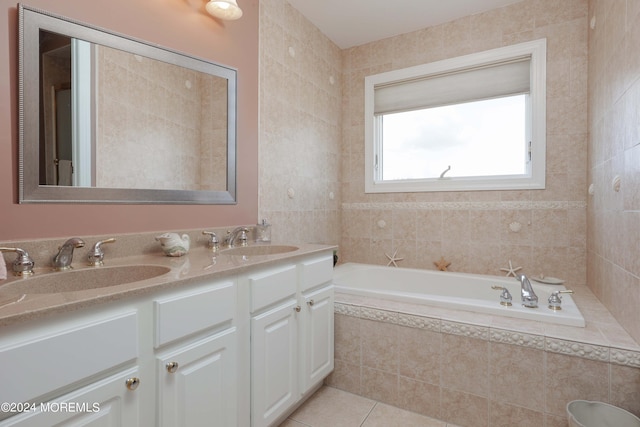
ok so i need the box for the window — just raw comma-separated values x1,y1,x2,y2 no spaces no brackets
364,39,546,193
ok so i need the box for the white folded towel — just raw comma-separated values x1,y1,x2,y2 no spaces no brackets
0,255,7,280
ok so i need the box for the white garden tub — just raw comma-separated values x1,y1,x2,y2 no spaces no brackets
333,263,585,327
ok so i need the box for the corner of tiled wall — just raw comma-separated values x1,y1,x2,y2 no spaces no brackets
258,0,342,246
586,0,640,343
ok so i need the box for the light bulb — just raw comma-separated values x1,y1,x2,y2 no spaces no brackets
206,0,243,20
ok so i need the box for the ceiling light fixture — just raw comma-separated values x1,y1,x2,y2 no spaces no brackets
206,0,243,20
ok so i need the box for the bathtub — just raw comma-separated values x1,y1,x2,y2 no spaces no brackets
333,263,585,327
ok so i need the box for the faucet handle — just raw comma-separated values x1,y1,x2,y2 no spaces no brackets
548,289,573,311
237,229,248,247
0,247,35,276
88,238,116,266
202,231,220,253
491,285,513,306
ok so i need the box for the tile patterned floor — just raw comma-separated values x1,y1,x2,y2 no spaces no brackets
279,386,462,427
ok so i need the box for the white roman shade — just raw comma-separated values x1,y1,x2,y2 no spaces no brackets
373,57,531,115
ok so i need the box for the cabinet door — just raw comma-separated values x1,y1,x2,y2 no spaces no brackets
157,328,237,427
251,300,298,427
0,367,141,427
300,285,334,394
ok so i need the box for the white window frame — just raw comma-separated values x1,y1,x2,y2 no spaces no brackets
364,39,546,193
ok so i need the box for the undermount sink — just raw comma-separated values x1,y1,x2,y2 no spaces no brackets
221,245,299,256
0,265,171,294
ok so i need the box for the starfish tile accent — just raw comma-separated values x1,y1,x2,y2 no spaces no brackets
500,259,522,277
434,256,451,271
385,249,404,267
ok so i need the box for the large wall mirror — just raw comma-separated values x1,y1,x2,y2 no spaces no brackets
18,4,237,204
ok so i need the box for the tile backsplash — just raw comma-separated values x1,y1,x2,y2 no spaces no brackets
339,0,588,285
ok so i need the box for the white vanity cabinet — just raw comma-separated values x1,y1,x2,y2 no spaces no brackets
0,277,240,427
299,284,334,394
0,308,142,426
0,367,142,427
153,279,238,427
156,328,237,427
0,248,334,427
248,254,334,427
249,264,299,427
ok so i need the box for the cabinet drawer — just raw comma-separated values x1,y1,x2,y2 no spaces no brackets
299,255,333,292
0,311,138,405
250,265,297,313
155,280,235,348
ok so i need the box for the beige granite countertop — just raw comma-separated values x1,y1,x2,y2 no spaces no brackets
0,242,336,327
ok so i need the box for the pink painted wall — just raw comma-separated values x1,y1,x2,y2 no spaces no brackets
0,0,259,240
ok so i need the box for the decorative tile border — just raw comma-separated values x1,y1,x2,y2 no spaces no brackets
397,312,440,332
545,338,610,362
441,320,489,340
610,348,640,368
359,307,398,323
334,302,360,317
342,201,587,211
490,328,545,350
334,301,640,368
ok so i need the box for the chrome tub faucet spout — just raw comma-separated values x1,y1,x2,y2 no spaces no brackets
53,238,85,271
517,273,538,308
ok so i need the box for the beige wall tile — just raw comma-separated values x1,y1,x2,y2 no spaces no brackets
441,334,489,396
325,359,361,396
441,388,488,427
488,401,544,427
334,314,361,365
544,352,609,417
361,367,398,406
336,0,589,286
610,364,640,417
544,413,570,427
397,326,442,384
587,0,640,342
361,319,398,373
490,343,545,410
396,377,442,421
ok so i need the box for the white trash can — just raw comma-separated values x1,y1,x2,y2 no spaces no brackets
567,400,640,427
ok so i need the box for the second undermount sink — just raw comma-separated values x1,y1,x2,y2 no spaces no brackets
221,245,299,256
0,265,171,294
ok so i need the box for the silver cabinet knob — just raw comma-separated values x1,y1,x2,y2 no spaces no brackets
307,299,315,306
125,377,140,391
294,305,301,312
166,361,179,373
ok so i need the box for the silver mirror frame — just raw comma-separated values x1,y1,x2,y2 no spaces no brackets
18,4,237,204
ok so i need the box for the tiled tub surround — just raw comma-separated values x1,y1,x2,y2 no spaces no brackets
328,290,640,427
0,228,334,326
339,0,589,285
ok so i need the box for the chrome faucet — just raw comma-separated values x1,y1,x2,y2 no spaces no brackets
87,238,116,266
53,238,85,271
225,227,249,247
517,274,538,308
0,247,35,276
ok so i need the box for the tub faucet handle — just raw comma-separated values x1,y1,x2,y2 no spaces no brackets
491,285,513,306
548,289,573,311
